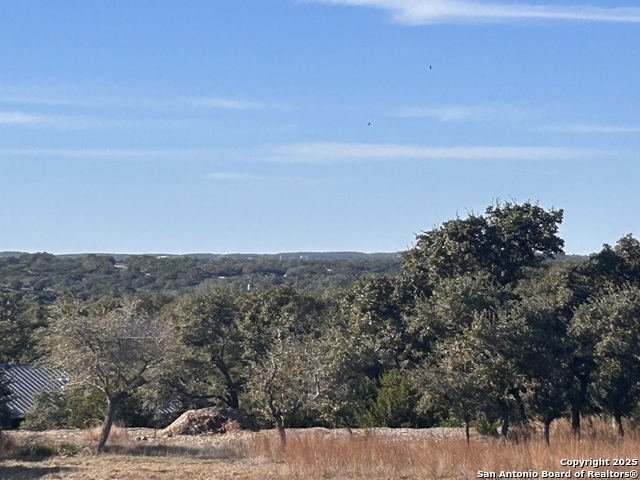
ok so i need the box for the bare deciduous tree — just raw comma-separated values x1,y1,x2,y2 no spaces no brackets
40,299,170,453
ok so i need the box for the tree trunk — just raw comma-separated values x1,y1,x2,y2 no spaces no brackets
340,414,353,435
543,418,552,446
511,388,527,422
614,413,624,438
274,413,287,458
465,420,470,445
500,403,510,440
570,373,589,439
216,360,239,409
571,405,581,439
97,395,121,454
267,394,286,460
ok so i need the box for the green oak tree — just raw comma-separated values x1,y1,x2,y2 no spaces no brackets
402,200,564,293
414,336,486,444
340,276,413,369
510,289,572,445
161,288,245,411
571,285,640,437
238,286,350,455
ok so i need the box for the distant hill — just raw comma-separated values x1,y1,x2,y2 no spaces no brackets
0,251,402,302
0,250,588,303
549,254,588,264
59,251,402,261
1,251,401,260
0,251,25,258
0,251,582,261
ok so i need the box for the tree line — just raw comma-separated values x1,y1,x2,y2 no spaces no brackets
0,251,400,302
1,200,639,453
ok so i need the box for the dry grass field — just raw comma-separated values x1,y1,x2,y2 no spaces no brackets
1,419,638,479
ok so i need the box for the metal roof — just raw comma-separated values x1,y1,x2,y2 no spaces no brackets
2,364,69,418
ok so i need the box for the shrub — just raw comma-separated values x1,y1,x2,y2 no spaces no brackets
0,429,15,455
65,384,105,428
56,442,83,456
65,384,159,429
22,390,70,430
0,367,12,429
355,370,434,428
116,393,154,427
472,417,501,437
15,442,55,460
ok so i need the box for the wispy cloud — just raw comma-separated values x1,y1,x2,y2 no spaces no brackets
268,142,609,162
0,147,207,159
395,103,534,123
0,111,51,126
0,111,125,130
187,96,265,110
396,105,475,121
0,110,186,130
208,172,265,180
0,93,267,130
543,123,640,134
308,0,640,24
0,111,90,128
0,88,267,111
0,96,81,107
0,142,616,164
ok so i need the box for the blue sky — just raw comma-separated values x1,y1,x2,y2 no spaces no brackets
1,0,639,255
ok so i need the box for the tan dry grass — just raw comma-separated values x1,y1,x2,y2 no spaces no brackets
246,420,640,479
0,419,638,479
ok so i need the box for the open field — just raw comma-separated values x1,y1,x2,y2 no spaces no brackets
1,420,639,479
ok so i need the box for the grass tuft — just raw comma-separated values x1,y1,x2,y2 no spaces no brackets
82,425,131,445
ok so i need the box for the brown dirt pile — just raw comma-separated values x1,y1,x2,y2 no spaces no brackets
162,407,251,436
